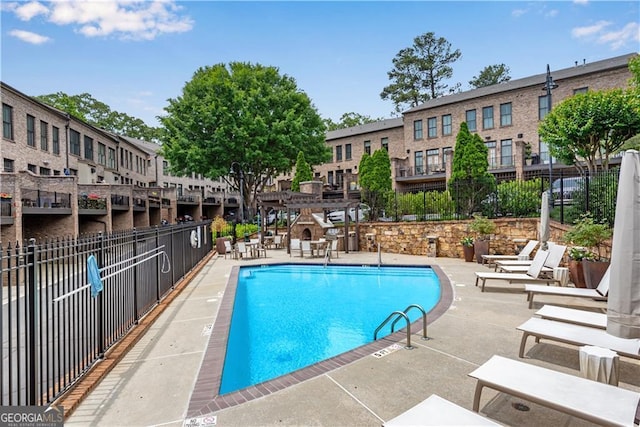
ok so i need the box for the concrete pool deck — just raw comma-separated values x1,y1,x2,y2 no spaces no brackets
65,248,640,427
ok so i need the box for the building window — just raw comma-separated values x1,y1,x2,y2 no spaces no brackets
129,152,133,170
327,171,334,185
482,106,494,130
27,115,36,147
486,141,497,168
108,147,116,168
4,158,14,172
442,114,452,136
2,104,13,140
335,145,342,161
364,140,371,155
336,170,344,188
40,167,51,176
163,160,169,175
98,143,106,165
500,139,513,166
442,147,452,169
466,109,476,132
427,117,437,138
574,87,588,95
381,137,389,151
413,120,423,139
52,126,60,154
414,151,424,174
40,121,48,151
69,129,81,155
500,103,512,127
84,136,94,160
345,143,352,160
427,149,439,172
27,163,37,173
539,95,549,120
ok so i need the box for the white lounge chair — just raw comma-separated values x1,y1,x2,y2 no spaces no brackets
223,240,237,259
525,267,609,308
475,249,558,292
236,242,251,259
535,305,606,329
496,244,566,273
517,317,640,360
384,394,500,426
481,240,538,266
468,355,640,427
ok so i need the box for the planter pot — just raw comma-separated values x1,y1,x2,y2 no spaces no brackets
582,260,610,289
568,260,586,288
462,245,475,262
474,240,490,264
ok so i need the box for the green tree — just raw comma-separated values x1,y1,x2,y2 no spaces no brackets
539,89,640,175
380,32,462,113
160,62,330,217
448,122,495,217
291,151,313,192
469,64,511,88
35,92,161,141
323,112,385,131
359,149,391,220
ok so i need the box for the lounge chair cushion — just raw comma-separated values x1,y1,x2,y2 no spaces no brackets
468,355,640,427
535,305,606,329
384,394,499,426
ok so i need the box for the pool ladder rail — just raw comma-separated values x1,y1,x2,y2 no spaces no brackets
373,304,430,350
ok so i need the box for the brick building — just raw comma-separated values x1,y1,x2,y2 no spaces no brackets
304,52,636,194
1,82,233,243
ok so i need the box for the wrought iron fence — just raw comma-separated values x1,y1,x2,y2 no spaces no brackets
1,221,212,406
384,168,619,225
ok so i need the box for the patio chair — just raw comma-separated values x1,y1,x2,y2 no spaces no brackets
329,239,339,259
535,305,606,329
290,238,301,257
236,242,251,259
384,394,500,426
516,316,640,360
223,240,237,259
496,244,566,273
475,249,558,292
480,240,538,266
525,267,609,308
273,235,283,249
468,355,640,427
300,240,313,258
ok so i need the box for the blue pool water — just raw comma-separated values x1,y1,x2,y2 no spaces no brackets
220,264,441,395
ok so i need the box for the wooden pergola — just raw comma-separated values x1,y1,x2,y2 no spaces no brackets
256,191,362,253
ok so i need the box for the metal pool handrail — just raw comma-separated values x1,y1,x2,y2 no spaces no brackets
374,311,414,349
390,304,430,341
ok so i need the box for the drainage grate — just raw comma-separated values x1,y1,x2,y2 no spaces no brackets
512,402,530,411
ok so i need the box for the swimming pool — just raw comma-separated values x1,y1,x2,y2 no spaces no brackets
188,262,452,414
220,264,441,394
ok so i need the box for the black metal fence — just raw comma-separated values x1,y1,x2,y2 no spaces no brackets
385,168,620,226
1,221,212,406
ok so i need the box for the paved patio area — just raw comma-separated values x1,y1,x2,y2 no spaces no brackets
65,247,640,426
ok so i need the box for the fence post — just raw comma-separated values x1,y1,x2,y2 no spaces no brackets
133,228,139,325
559,169,565,224
170,226,175,289
26,238,37,405
97,232,105,359
585,169,590,214
155,226,161,302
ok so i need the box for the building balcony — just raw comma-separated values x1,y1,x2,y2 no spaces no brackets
111,194,130,211
78,194,108,215
1,199,13,225
21,190,72,215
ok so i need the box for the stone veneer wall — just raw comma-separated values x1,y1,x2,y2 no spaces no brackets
357,218,612,262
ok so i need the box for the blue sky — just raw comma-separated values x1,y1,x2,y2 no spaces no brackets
1,1,639,128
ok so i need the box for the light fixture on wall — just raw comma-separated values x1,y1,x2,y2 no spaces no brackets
517,133,524,139
43,160,50,165
485,136,491,141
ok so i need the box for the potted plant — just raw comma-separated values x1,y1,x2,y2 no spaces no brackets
563,214,612,288
468,214,497,263
523,142,533,166
460,236,475,262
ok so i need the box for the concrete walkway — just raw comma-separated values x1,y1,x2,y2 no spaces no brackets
65,248,640,427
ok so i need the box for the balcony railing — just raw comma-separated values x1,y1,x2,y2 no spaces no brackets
21,190,71,209
78,195,107,210
396,164,446,178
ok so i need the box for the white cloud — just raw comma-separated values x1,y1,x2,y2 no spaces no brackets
8,0,194,41
512,8,527,17
597,22,640,50
9,29,51,44
572,20,639,50
573,0,589,5
572,20,612,38
545,9,559,18
14,1,49,20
